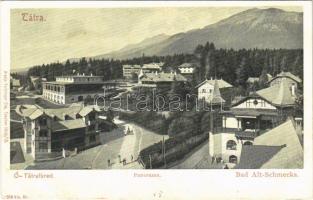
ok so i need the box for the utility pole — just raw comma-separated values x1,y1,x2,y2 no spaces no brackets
163,136,167,168
162,136,166,168
149,154,152,169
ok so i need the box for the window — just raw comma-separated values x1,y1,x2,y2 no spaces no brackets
64,115,70,120
229,155,238,164
202,89,206,93
243,141,253,145
39,130,48,137
209,89,212,94
89,135,96,143
39,142,48,151
39,118,47,126
260,100,265,107
226,140,237,150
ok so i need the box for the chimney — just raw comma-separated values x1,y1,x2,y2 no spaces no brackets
91,73,93,76
83,73,85,76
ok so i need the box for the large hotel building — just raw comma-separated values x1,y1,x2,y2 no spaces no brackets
42,74,105,104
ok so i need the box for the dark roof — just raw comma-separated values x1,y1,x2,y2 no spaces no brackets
235,145,284,169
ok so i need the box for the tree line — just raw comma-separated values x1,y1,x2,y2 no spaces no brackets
25,42,303,89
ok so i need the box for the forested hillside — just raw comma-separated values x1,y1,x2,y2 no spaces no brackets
26,41,303,89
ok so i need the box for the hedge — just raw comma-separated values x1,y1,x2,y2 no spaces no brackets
139,132,208,169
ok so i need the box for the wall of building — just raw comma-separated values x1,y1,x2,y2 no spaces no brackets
223,116,240,129
233,98,277,110
64,92,100,104
123,65,141,78
198,83,214,102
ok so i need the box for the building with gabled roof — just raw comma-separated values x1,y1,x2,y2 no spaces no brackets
257,78,297,107
177,63,196,82
196,78,232,105
138,71,187,89
268,71,302,89
208,77,301,169
16,103,110,160
236,119,303,169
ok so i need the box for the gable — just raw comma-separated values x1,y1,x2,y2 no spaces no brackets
232,97,277,110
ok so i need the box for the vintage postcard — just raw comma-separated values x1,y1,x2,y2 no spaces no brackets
1,1,312,199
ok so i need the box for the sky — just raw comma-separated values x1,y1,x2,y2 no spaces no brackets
11,6,302,70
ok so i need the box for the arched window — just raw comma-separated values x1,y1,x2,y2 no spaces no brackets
64,115,70,120
243,141,253,145
226,140,237,150
229,155,238,164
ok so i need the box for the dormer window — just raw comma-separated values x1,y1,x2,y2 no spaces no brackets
64,115,70,120
76,113,82,119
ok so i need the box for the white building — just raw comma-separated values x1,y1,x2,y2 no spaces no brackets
42,74,105,104
122,65,141,79
177,63,195,74
209,78,299,168
16,104,110,160
142,62,163,73
195,78,233,104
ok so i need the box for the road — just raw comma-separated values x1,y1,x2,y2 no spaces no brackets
25,118,168,170
170,142,223,169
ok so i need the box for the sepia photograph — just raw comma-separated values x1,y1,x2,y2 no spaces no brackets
1,1,312,199
9,6,305,170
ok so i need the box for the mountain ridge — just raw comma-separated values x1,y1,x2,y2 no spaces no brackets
92,8,302,60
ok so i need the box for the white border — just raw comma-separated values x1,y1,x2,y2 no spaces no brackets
1,1,312,200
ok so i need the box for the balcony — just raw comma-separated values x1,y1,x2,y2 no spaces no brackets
212,127,259,139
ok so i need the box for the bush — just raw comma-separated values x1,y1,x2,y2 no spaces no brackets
167,117,197,137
